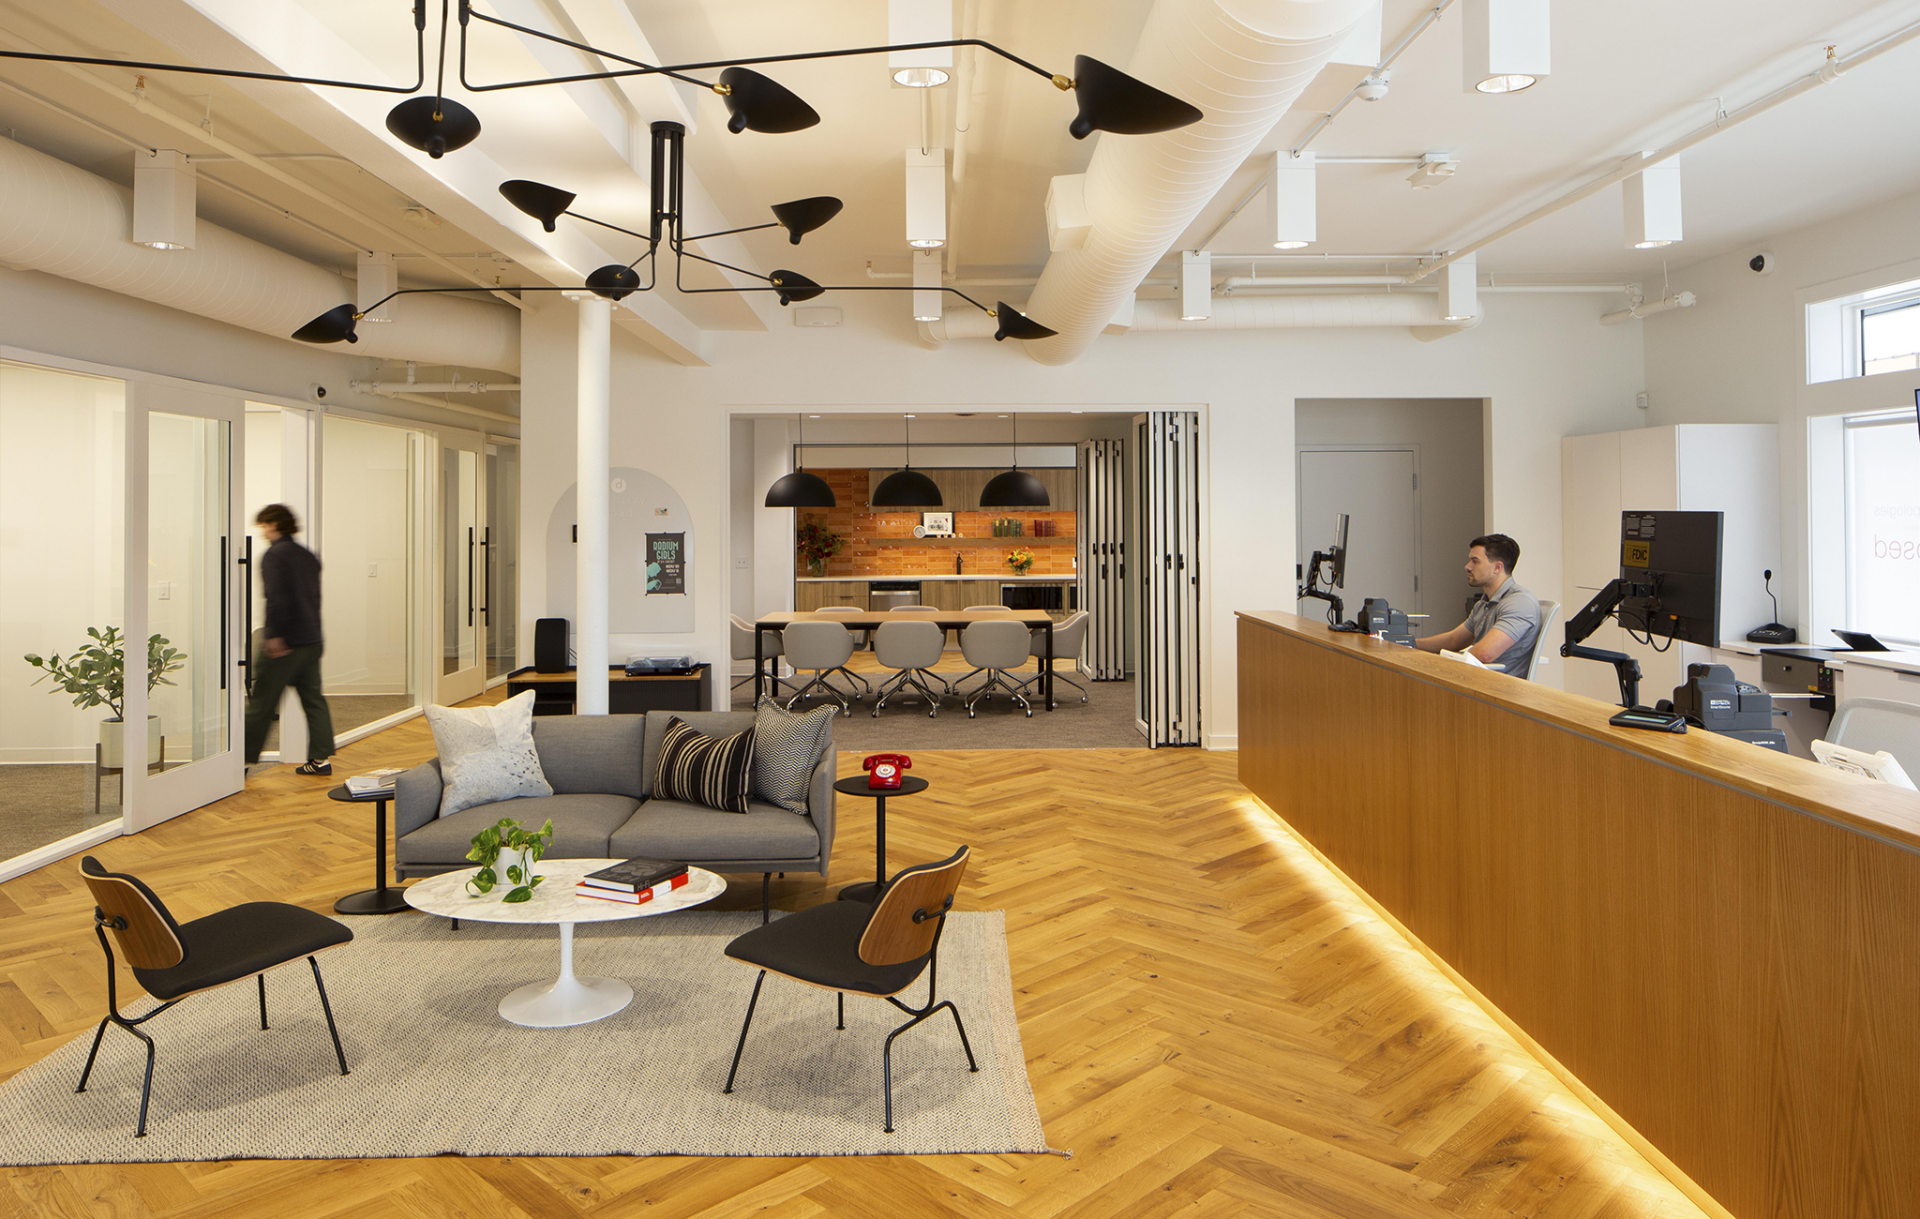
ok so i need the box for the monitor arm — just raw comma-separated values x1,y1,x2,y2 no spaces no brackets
1297,549,1343,622
1561,578,1648,709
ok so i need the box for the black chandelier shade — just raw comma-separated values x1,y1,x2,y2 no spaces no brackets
385,95,482,159
719,67,821,134
872,469,944,508
764,470,837,508
993,303,1058,342
1065,55,1204,140
769,271,826,306
499,180,578,231
586,264,643,300
292,304,364,345
770,196,845,244
980,469,1050,508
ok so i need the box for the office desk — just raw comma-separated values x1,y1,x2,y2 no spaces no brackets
753,609,1057,709
1237,610,1920,1219
505,665,710,715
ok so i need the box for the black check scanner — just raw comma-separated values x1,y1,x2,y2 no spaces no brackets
1660,663,1788,752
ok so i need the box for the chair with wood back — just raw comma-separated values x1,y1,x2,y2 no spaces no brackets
76,855,354,1137
720,846,977,1132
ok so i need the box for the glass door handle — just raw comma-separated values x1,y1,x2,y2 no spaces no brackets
220,535,229,690
238,536,253,694
479,527,491,625
467,526,476,628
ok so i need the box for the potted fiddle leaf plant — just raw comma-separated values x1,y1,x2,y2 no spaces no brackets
23,627,186,770
465,816,556,903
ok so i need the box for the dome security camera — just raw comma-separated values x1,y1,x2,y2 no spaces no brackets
1356,69,1391,102
1749,251,1776,276
307,383,330,403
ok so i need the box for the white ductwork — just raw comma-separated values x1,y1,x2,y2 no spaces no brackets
1021,0,1379,365
918,292,1476,346
0,135,519,374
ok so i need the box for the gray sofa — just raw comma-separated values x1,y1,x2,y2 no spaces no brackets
393,712,835,895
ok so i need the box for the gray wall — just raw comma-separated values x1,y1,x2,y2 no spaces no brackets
1296,398,1487,624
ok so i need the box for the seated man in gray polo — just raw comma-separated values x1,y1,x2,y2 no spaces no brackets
1414,533,1543,677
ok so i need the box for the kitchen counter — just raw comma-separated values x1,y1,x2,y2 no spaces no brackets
796,574,1074,583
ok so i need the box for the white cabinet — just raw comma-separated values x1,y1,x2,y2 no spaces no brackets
1560,425,1780,706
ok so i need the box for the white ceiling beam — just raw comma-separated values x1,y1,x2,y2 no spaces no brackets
90,0,711,363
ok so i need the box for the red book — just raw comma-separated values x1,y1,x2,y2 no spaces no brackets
575,873,690,904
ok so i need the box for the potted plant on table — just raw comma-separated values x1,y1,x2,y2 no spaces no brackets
1006,546,1035,576
466,816,556,903
797,519,844,577
23,627,186,769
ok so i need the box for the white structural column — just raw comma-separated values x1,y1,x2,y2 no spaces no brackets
575,296,613,714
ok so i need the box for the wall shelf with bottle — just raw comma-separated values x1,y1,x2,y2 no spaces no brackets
867,536,1075,546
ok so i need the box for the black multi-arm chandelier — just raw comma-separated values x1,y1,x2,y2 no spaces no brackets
17,0,1206,341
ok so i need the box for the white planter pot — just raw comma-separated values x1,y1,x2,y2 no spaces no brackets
99,717,161,770
469,846,538,898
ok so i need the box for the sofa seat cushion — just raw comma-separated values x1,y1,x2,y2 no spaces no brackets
610,799,820,863
398,793,641,865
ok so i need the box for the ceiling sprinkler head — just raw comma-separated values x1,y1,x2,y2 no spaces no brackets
1356,69,1391,102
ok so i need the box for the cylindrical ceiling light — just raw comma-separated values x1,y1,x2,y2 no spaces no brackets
1438,253,1480,322
888,0,953,88
357,251,398,323
1267,151,1316,249
1463,0,1549,94
1623,153,1682,249
872,415,943,506
764,414,837,507
906,147,947,248
913,249,943,323
980,413,1050,508
1180,251,1212,322
132,149,196,250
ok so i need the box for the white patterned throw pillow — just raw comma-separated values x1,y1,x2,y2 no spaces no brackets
751,699,836,814
425,690,553,819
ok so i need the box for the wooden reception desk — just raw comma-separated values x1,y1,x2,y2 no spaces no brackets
1237,611,1920,1219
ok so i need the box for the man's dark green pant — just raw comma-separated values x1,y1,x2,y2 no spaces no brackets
244,643,336,764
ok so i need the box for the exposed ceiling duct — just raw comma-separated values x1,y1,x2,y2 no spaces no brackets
0,135,519,375
1020,0,1380,365
920,292,1476,346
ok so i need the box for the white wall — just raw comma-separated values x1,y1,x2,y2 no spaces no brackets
1644,187,1920,640
519,290,1645,746
320,416,415,693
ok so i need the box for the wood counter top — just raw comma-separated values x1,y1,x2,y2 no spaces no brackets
1238,608,1920,852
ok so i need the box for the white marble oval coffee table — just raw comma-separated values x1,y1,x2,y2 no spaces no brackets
405,858,724,1028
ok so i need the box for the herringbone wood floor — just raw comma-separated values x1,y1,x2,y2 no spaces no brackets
0,699,1708,1219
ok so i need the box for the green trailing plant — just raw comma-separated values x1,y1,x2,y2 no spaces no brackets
465,816,555,902
23,627,186,721
796,519,844,567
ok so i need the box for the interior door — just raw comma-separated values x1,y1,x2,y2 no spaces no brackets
130,385,243,831
1297,448,1419,617
436,428,486,704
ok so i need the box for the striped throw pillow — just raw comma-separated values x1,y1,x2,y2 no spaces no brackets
751,698,836,813
652,717,755,814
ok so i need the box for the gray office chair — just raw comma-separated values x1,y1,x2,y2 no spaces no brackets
812,606,874,678
871,621,946,718
948,606,1015,691
783,621,859,716
959,620,1033,718
729,614,791,696
1015,610,1090,703
1828,698,1920,779
894,603,953,652
1525,600,1561,682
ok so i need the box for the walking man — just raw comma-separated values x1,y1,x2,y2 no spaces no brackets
244,504,335,775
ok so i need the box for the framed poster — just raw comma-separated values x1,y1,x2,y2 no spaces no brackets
920,511,954,537
646,532,686,595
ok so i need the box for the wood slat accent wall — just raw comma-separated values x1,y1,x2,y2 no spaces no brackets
1236,611,1920,1219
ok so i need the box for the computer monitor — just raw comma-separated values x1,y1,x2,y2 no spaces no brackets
1326,513,1349,589
1618,510,1723,648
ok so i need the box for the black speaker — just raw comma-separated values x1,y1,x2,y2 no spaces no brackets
534,617,569,672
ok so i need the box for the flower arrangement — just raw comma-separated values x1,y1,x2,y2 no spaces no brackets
1006,547,1035,575
797,519,844,574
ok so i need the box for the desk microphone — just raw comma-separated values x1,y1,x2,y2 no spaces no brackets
1745,569,1796,645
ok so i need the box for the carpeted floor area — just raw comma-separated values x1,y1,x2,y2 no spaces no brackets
0,765,120,862
258,693,415,754
731,652,1143,751
0,908,1044,1163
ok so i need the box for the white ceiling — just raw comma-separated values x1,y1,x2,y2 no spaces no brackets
3,0,1920,351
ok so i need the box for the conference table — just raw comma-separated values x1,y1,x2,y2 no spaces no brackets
752,608,1058,710
1236,609,1920,1219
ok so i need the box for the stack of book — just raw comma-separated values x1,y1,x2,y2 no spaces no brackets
576,857,690,905
345,768,405,797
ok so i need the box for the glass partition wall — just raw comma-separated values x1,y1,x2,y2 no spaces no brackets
486,438,520,681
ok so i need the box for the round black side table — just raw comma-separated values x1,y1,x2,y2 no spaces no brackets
833,774,930,903
328,785,412,914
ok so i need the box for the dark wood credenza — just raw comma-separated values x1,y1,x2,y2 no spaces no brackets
505,664,711,715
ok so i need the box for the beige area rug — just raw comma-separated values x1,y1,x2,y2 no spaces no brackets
0,911,1047,1163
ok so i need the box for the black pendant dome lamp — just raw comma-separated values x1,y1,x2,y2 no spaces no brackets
872,416,943,507
980,414,1050,508
764,415,837,508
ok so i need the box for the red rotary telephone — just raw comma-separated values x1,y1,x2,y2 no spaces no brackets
862,753,911,790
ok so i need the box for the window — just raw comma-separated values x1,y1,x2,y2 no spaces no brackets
1842,410,1920,644
1862,299,1920,376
